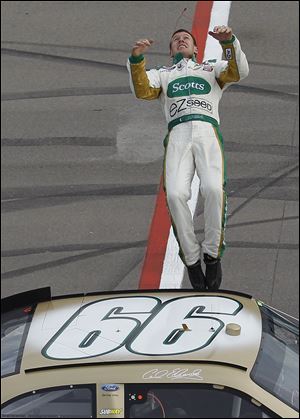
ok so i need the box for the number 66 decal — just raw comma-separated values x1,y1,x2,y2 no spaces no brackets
43,296,242,360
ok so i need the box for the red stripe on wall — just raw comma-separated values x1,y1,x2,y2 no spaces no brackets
138,177,170,289
192,1,214,63
138,1,214,289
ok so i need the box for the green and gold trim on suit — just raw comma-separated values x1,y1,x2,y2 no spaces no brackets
129,55,162,100
213,126,228,258
168,114,219,132
162,133,188,265
172,52,197,64
217,36,240,89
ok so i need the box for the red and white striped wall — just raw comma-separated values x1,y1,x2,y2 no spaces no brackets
139,1,231,290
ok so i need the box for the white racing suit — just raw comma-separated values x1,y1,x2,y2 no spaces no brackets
127,36,249,266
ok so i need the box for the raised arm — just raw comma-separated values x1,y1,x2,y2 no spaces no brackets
127,38,162,100
209,26,249,89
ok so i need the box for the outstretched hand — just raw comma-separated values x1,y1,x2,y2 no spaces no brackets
209,26,232,42
131,38,154,56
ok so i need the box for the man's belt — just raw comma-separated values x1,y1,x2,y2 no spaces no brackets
168,114,219,131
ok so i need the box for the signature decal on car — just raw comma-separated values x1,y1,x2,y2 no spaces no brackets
142,368,203,381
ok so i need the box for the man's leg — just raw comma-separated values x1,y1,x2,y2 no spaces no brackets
163,123,205,289
193,122,227,289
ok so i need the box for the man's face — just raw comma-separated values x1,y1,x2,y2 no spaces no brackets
170,31,198,58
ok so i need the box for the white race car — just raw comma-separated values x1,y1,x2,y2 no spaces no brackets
1,288,299,418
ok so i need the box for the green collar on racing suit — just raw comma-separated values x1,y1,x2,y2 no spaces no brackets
172,53,197,65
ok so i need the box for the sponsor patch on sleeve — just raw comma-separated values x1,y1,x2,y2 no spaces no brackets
225,48,232,60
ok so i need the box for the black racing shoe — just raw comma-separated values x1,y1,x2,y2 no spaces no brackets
204,253,222,290
187,260,206,290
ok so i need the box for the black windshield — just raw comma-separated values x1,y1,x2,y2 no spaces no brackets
125,383,279,418
251,302,299,411
1,305,35,377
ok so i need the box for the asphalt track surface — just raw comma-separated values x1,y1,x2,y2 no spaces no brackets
1,1,299,317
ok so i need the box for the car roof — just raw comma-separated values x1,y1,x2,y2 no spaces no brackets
3,289,299,419
15,289,262,374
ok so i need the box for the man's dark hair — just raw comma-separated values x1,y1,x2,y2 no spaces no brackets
170,29,197,49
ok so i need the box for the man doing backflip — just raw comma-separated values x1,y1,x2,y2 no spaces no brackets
127,26,249,290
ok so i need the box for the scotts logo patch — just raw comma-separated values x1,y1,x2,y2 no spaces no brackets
167,77,211,97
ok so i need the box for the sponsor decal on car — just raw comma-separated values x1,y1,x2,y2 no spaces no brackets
101,384,120,392
167,77,211,97
99,408,122,415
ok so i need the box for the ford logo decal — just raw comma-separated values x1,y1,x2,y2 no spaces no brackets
101,384,120,392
